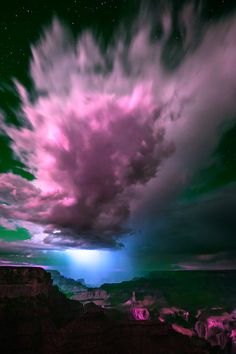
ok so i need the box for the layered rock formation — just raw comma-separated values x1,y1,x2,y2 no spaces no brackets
0,266,52,298
71,288,109,306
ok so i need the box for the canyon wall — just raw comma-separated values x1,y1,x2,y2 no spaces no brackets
0,266,52,298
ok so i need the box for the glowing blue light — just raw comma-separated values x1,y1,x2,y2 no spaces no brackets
63,240,134,285
66,249,102,265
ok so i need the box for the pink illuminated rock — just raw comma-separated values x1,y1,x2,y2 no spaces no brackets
131,307,150,320
158,316,165,323
171,324,194,337
195,309,236,350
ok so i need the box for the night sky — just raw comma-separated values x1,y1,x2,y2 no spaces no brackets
1,0,236,285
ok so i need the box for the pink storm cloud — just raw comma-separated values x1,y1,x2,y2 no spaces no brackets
1,5,236,250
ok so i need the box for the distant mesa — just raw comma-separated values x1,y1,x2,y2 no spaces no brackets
71,289,109,306
49,269,87,296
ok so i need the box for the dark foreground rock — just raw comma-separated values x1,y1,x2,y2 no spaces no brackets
61,317,211,354
0,267,213,354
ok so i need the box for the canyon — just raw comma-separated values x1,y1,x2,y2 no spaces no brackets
50,269,236,353
0,266,214,354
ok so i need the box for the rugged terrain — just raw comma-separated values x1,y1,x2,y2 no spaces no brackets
50,269,236,353
0,266,213,354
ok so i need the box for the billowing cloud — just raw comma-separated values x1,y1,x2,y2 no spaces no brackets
1,5,236,250
0,19,175,248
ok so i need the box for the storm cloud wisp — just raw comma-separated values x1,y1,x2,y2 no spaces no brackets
1,6,236,251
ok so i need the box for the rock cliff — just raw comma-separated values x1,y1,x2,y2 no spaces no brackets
0,266,52,297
